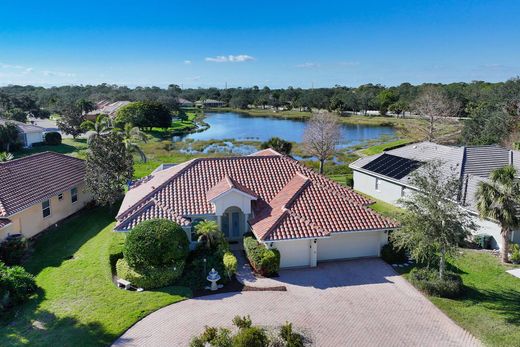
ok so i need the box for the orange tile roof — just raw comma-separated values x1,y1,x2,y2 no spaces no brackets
0,152,86,217
116,149,398,240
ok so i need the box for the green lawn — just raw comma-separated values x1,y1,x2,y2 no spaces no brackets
358,139,413,156
399,250,520,347
0,207,191,347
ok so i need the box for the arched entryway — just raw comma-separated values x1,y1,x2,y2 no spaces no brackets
220,206,246,240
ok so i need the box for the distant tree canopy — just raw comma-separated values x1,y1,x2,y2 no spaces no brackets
115,101,171,130
260,137,292,155
1,77,520,146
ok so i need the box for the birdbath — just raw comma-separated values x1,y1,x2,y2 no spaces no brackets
206,268,223,291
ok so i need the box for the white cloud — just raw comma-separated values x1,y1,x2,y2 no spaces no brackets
42,70,76,77
295,62,320,68
184,60,192,64
205,55,255,63
0,62,26,70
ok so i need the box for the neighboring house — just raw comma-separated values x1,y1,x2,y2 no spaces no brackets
0,152,91,240
350,142,520,249
84,100,131,120
177,97,194,108
116,149,397,268
195,99,225,108
0,118,45,147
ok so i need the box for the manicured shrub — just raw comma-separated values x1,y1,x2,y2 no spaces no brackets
190,326,232,347
0,235,27,265
233,315,252,329
44,131,62,145
381,241,407,264
124,219,189,272
243,237,280,277
233,326,268,347
223,252,237,280
0,262,37,311
116,258,184,289
409,267,464,298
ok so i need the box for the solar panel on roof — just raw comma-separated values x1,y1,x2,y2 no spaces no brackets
362,153,422,179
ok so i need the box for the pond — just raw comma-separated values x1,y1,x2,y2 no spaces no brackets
181,112,396,146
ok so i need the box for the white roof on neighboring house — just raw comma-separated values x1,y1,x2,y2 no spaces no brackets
86,101,131,117
0,118,45,134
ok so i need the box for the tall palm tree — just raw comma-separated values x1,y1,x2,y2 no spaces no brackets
476,165,520,263
117,123,148,163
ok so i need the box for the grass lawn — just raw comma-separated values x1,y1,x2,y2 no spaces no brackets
14,138,89,159
0,207,191,347
398,250,520,347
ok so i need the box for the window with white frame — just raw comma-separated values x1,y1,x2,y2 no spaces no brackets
401,186,406,197
58,193,63,201
375,178,380,191
71,187,78,203
42,200,51,218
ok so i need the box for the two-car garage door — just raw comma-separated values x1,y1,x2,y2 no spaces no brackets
317,231,381,262
275,231,385,268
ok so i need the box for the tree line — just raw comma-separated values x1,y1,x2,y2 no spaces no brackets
1,78,519,146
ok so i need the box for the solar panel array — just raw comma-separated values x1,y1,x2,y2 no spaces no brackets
361,153,422,179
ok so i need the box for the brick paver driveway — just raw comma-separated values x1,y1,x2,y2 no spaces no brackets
113,259,480,346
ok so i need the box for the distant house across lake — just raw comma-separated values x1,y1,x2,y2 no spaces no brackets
177,97,194,108
195,99,225,108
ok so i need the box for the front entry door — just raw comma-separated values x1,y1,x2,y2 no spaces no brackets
222,213,230,237
231,212,240,238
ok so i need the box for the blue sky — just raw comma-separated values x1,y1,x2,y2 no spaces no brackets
0,0,519,88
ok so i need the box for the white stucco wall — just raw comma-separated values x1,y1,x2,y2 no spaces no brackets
25,131,44,147
353,170,406,205
211,190,254,216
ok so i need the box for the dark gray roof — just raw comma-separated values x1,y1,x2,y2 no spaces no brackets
462,145,516,178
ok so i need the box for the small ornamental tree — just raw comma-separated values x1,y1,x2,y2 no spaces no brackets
115,101,171,130
392,161,475,279
57,103,85,139
302,111,341,174
85,132,133,206
123,219,189,271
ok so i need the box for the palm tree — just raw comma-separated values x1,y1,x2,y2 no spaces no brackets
116,123,148,163
476,165,520,263
0,152,13,162
81,114,111,135
194,220,225,250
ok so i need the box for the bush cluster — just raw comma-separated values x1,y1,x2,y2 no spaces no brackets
44,131,62,145
108,232,126,272
380,240,407,264
409,267,464,298
243,237,280,277
0,261,37,311
116,258,184,289
190,316,307,347
510,243,520,264
0,236,27,265
223,252,237,280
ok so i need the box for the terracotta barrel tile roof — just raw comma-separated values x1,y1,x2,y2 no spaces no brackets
0,152,86,217
116,149,397,239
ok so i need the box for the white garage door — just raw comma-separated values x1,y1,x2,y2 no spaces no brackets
274,239,311,268
317,231,381,262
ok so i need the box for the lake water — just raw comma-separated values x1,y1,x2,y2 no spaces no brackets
182,112,396,146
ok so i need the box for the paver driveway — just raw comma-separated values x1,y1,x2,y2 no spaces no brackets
113,259,480,347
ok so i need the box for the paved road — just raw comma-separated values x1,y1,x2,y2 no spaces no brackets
113,259,480,347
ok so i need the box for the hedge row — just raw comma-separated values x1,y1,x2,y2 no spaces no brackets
116,258,184,289
409,267,464,298
243,237,280,277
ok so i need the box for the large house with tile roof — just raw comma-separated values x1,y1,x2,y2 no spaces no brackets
116,149,397,268
350,141,520,249
0,152,92,240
